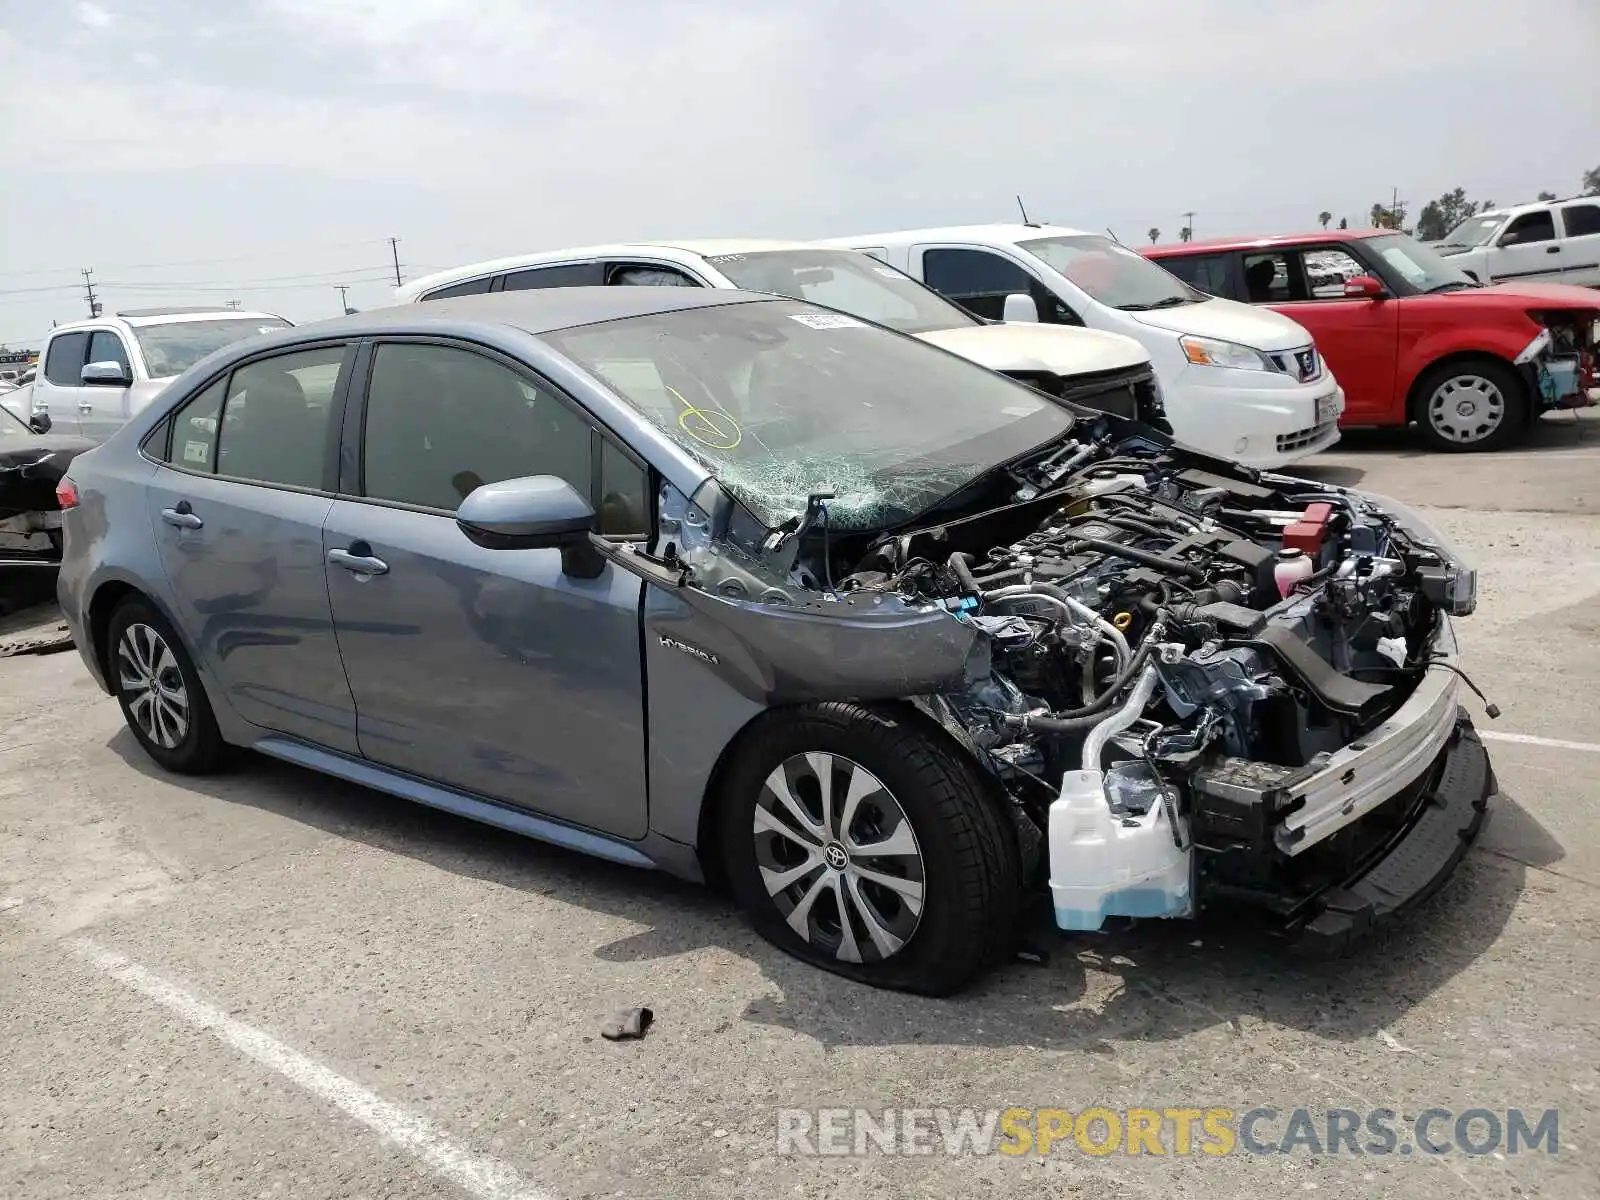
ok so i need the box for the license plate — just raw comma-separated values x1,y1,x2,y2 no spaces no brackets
1316,393,1340,425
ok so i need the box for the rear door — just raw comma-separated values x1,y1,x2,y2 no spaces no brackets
79,329,136,440
145,343,359,751
498,262,605,292
1555,201,1600,286
322,339,651,838
1488,210,1563,282
34,330,91,434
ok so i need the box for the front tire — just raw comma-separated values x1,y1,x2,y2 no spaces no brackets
106,597,228,774
717,703,1022,995
1414,358,1527,452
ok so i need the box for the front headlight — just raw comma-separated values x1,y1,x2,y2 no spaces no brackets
1178,335,1274,371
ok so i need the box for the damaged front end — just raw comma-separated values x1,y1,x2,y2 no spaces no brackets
1516,310,1599,414
605,418,1495,948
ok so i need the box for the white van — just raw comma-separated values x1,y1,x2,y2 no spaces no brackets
820,225,1345,467
396,240,1173,428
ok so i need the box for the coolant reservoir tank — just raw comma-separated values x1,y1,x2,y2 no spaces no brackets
1062,473,1147,517
1048,764,1192,931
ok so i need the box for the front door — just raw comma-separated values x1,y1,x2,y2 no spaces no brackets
1489,210,1563,283
80,329,136,440
145,345,359,751
1272,246,1401,424
324,340,651,839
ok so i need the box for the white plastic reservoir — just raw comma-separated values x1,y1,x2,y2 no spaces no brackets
1048,764,1193,931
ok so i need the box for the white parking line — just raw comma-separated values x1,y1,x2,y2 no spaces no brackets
69,939,551,1200
1480,730,1600,754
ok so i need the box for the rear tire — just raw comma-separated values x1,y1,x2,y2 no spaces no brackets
106,597,228,774
1414,358,1527,452
716,703,1023,996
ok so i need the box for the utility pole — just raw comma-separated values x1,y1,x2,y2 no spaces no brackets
81,268,101,318
388,237,403,287
334,284,351,314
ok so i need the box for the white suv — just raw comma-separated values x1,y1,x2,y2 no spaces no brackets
397,241,1174,429
820,225,1345,468
24,307,291,440
1431,196,1600,287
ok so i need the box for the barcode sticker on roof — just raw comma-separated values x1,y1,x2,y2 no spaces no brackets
789,313,866,330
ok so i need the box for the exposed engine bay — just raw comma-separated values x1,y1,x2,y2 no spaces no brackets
615,415,1490,944
1520,311,1598,412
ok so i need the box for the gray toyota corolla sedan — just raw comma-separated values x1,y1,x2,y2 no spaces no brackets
56,288,1494,995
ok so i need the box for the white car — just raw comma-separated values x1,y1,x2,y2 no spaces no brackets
819,225,1346,468
397,241,1173,428
1431,195,1600,288
26,307,292,441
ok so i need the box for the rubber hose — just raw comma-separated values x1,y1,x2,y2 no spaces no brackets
1061,535,1207,582
948,552,980,597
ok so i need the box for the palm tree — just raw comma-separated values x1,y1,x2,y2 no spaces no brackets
1584,166,1600,196
1318,211,1332,229
1147,227,1161,244
1179,226,1192,244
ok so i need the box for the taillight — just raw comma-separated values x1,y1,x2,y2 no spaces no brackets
55,478,80,510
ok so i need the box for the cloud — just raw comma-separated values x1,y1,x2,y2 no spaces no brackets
75,2,113,29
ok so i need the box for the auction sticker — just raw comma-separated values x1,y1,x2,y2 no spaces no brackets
790,313,866,330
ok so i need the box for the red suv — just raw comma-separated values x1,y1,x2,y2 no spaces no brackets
1144,230,1598,451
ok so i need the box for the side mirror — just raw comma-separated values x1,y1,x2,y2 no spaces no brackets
1342,274,1385,300
82,360,132,387
29,412,52,434
1002,293,1040,323
456,475,603,575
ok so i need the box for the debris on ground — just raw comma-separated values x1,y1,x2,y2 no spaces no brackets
0,600,72,658
600,1006,654,1041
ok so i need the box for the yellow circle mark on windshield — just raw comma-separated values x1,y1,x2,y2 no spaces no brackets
666,385,742,450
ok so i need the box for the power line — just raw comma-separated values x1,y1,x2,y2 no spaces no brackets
0,238,396,280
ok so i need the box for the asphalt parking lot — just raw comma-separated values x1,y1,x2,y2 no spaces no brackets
2,414,1597,1200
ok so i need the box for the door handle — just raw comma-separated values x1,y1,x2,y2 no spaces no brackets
160,505,203,530
327,547,389,576
77,402,94,412
1546,245,1561,253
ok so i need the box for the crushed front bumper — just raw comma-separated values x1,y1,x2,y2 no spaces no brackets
1295,712,1494,953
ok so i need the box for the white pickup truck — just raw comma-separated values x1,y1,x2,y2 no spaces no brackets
1432,196,1600,287
20,307,291,440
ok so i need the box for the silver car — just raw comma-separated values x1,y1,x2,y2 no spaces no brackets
57,288,1494,995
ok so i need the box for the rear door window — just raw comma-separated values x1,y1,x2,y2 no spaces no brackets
1241,252,1305,303
421,276,494,300
213,346,348,488
1558,204,1600,238
499,262,605,291
43,332,90,385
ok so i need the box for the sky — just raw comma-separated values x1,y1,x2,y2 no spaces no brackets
2,0,1597,346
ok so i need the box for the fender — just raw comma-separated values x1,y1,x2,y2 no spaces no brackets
1396,317,1541,402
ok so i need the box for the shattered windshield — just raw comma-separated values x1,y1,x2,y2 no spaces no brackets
703,249,979,335
545,298,1074,531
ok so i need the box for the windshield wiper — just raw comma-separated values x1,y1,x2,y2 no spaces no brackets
1426,281,1479,294
1115,296,1191,311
